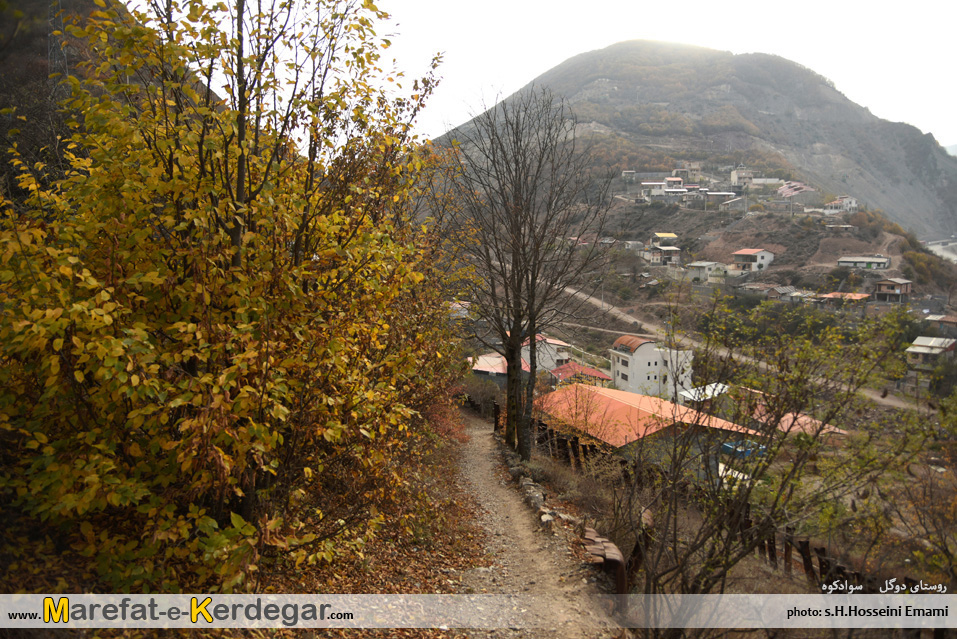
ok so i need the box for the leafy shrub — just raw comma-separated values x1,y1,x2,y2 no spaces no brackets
0,0,460,592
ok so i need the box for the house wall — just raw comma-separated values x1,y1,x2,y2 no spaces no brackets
731,251,774,272
610,343,693,401
838,258,889,269
522,340,571,372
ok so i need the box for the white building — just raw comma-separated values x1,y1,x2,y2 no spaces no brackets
837,255,889,270
521,334,573,371
608,335,693,401
824,195,859,215
730,249,775,273
686,261,721,282
730,169,754,188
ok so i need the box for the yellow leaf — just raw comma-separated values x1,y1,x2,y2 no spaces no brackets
74,371,84,382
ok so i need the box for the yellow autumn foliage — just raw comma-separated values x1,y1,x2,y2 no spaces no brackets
0,0,460,592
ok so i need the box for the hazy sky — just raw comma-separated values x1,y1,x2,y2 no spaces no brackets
381,1,957,147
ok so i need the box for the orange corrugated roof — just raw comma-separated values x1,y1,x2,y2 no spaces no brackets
612,335,653,353
536,384,762,448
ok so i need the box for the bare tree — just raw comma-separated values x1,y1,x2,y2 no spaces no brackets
445,86,611,461
608,302,925,633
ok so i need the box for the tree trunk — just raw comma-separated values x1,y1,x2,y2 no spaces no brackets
519,326,537,461
504,341,522,450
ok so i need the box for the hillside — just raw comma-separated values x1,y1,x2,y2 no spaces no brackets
516,41,957,239
605,199,957,298
0,0,91,196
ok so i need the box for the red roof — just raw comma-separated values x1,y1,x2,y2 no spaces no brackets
612,335,654,353
549,362,612,383
732,248,766,255
536,384,761,448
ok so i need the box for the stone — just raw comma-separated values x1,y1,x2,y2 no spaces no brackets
523,488,545,510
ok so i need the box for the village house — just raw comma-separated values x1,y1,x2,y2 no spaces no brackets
873,278,912,303
470,352,529,385
647,245,681,266
718,197,748,212
548,362,612,388
608,335,693,401
824,195,859,215
777,181,817,202
766,285,798,301
707,264,729,285
650,232,677,247
817,292,870,307
906,336,957,370
686,261,721,282
677,382,729,411
672,161,701,183
737,282,777,295
837,255,890,270
730,169,754,189
534,384,762,466
522,334,573,371
597,237,618,249
925,314,957,337
701,191,736,208
730,249,775,273
640,181,667,200
643,233,681,265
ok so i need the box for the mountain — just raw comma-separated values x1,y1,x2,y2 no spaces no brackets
505,41,957,239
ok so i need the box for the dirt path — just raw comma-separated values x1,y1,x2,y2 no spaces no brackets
456,413,620,638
